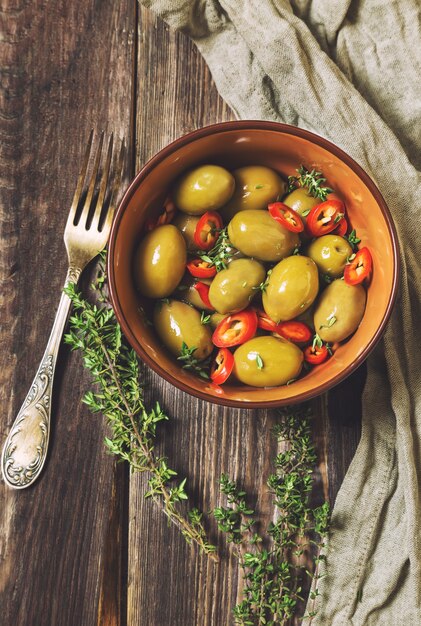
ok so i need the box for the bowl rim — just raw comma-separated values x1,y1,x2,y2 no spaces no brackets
107,120,400,408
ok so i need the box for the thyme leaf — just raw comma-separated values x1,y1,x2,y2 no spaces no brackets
214,406,330,624
64,277,217,560
288,165,333,201
199,228,235,272
177,342,210,380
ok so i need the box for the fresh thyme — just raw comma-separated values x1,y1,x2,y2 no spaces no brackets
200,311,212,325
255,353,264,370
319,315,337,330
200,228,235,272
255,269,272,293
177,341,210,380
346,229,361,250
313,333,333,355
64,281,217,559
287,165,333,201
214,407,330,625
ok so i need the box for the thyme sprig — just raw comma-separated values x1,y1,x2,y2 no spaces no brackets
177,341,211,379
214,407,330,625
64,282,217,559
200,227,235,272
287,165,332,201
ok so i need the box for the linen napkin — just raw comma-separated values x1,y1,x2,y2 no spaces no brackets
139,1,421,623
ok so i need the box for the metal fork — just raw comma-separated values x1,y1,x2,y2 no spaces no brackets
1,131,125,489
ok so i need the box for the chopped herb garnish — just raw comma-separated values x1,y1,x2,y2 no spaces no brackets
199,228,234,272
177,342,210,379
255,269,272,293
292,246,301,255
200,311,211,325
346,229,361,250
346,253,356,263
319,315,337,330
321,273,333,284
255,354,264,370
287,165,333,201
301,208,311,217
255,184,264,189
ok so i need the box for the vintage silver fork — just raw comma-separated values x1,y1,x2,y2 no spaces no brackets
1,131,125,489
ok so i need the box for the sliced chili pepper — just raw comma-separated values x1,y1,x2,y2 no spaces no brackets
193,211,223,250
306,199,345,237
144,198,177,231
332,217,348,237
212,309,258,348
194,282,213,309
304,344,329,365
276,321,312,344
186,258,217,278
210,348,234,384
254,308,280,332
268,202,304,233
344,247,372,285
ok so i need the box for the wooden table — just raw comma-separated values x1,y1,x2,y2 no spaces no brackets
0,2,363,624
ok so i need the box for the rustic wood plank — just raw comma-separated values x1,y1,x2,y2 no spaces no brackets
0,2,135,625
130,7,362,626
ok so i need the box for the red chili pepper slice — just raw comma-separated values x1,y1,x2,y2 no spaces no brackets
186,258,217,278
144,198,177,231
306,199,345,237
254,308,280,332
210,348,234,384
304,344,329,365
193,211,223,250
332,217,348,237
344,247,372,285
268,202,304,233
212,309,258,348
194,282,213,309
276,321,312,344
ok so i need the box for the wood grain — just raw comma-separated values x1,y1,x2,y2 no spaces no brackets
0,2,362,625
0,1,134,624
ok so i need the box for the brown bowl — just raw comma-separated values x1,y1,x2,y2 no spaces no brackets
108,121,399,408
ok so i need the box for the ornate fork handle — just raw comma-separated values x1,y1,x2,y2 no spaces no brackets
1,266,81,489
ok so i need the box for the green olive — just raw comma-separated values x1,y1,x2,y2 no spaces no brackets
283,188,319,221
173,165,235,215
307,235,353,278
227,209,299,262
209,312,228,329
221,166,286,220
233,336,303,387
175,276,213,311
172,213,201,251
262,255,319,322
153,300,213,360
134,224,186,298
313,279,366,342
208,258,266,314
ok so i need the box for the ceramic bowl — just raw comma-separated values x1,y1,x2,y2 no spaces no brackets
108,121,399,408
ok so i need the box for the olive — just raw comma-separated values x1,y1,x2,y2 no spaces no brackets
307,235,353,278
208,258,266,314
153,300,213,360
175,276,213,310
134,224,186,298
227,209,299,262
209,312,228,329
262,255,319,322
173,164,235,215
221,166,286,220
172,213,201,251
283,187,319,220
313,279,366,342
233,336,303,387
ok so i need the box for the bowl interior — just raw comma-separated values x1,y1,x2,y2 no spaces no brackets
109,123,397,407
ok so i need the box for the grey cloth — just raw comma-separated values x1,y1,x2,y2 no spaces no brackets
140,1,421,624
